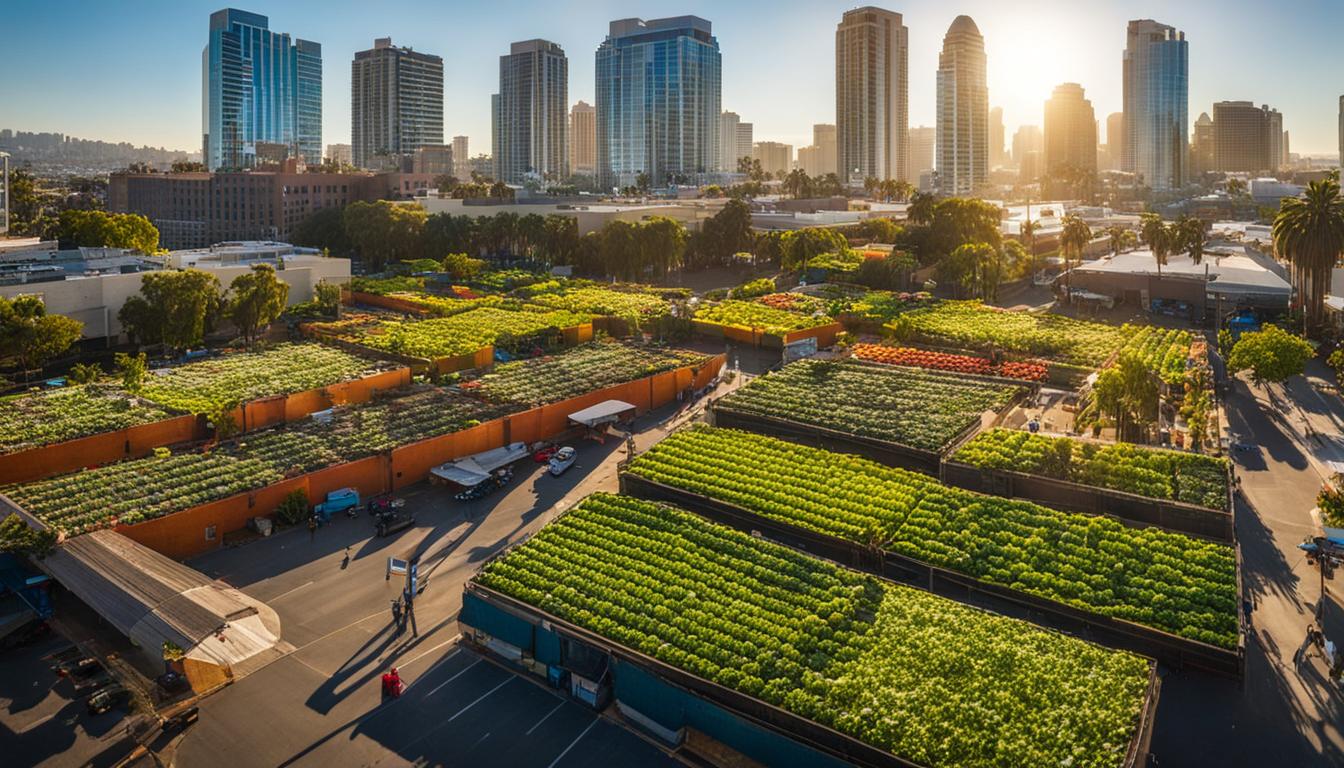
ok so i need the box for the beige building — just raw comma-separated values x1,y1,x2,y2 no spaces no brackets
835,7,908,185
452,136,470,179
1191,112,1214,176
1213,101,1280,173
414,195,723,235
1104,112,1124,171
719,111,753,172
907,126,935,177
1043,83,1097,174
569,101,597,176
797,124,837,177
413,145,454,175
990,106,1006,169
325,144,352,166
752,142,793,177
0,242,348,341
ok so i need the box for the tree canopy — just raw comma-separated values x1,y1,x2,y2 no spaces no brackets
343,201,428,272
1227,324,1314,386
0,295,83,371
118,269,222,350
1272,174,1344,334
226,263,289,342
780,227,850,271
56,209,160,253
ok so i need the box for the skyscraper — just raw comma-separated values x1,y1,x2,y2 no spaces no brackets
570,101,596,176
1105,112,1125,171
752,142,793,177
908,126,935,177
203,9,322,170
494,39,568,184
1339,96,1343,169
1043,83,1097,175
989,106,1006,169
351,38,444,170
452,136,470,179
935,15,988,196
1212,101,1282,173
1122,19,1188,191
596,17,721,188
835,7,908,186
1265,107,1283,173
719,111,750,172
1012,125,1043,182
1190,112,1214,176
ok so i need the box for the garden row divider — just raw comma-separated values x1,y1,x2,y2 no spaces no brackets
618,471,1245,680
692,320,841,350
890,333,1093,390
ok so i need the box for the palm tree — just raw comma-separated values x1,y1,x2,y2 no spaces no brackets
1105,225,1130,257
1178,216,1207,265
1020,219,1039,281
1139,213,1169,277
1226,178,1247,198
1273,174,1344,334
907,192,936,226
1059,214,1092,295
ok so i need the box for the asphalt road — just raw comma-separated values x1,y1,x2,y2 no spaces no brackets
169,391,725,768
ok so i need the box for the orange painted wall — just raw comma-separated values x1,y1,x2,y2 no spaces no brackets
347,291,431,315
116,476,307,559
304,455,389,505
389,418,508,490
694,354,727,390
0,414,202,485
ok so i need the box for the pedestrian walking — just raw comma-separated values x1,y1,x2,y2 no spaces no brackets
391,598,403,630
308,515,317,542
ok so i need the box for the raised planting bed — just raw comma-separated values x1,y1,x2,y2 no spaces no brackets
831,291,936,331
3,450,283,535
711,360,1023,474
623,427,1241,672
463,341,709,407
305,306,592,362
945,428,1232,541
694,299,834,338
472,493,1157,768
0,384,173,455
1115,326,1192,386
891,301,1127,368
139,343,395,413
850,343,1047,382
524,286,674,327
236,387,518,476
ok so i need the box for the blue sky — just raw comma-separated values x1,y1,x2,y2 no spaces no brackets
3,0,1343,157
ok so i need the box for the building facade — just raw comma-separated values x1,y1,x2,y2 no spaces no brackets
452,136,470,179
325,144,352,166
0,151,8,236
935,15,988,195
351,38,444,171
1122,19,1188,191
596,17,721,188
907,126,935,177
835,7,908,186
202,9,322,170
108,170,435,250
1043,83,1097,175
718,112,753,172
494,39,569,185
1105,112,1125,171
569,101,597,176
989,106,1006,169
1213,101,1280,173
413,145,454,176
797,124,837,177
1190,112,1214,176
751,142,793,177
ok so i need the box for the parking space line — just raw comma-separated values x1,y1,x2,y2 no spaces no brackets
525,700,566,736
424,658,482,696
268,580,315,601
397,635,461,671
447,676,513,722
547,718,598,768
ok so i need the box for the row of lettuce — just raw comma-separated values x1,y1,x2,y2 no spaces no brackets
2,340,710,537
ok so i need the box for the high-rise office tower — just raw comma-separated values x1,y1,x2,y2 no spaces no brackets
812,124,838,176
1282,131,1290,167
351,38,444,170
452,136,470,179
935,15,988,195
203,9,321,170
491,94,501,178
1105,112,1125,171
1043,83,1097,175
719,112,746,172
596,17,721,188
1190,112,1214,176
1122,19,1187,190
835,7,908,185
1213,101,1281,173
907,126,935,177
989,107,1006,169
570,101,597,176
494,39,568,184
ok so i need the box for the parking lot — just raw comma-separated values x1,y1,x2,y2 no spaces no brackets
0,633,136,768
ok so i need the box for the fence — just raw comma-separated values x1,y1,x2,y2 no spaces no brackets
620,472,1245,680
692,320,842,350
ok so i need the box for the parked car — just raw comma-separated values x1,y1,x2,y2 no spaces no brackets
86,684,132,715
74,670,115,695
454,468,514,501
548,447,577,476
59,657,103,680
532,445,559,463
375,508,416,537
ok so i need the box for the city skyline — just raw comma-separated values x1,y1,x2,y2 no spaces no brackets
4,0,1344,158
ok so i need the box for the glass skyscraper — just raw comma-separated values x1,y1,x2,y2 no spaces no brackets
1122,19,1187,192
203,8,322,170
935,15,988,196
595,17,721,189
494,40,568,185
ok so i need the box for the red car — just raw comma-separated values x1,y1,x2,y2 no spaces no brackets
532,445,559,463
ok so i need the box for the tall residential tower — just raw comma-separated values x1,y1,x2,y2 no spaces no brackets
1122,19,1188,191
351,38,444,170
595,17,721,188
1043,83,1097,175
835,7,909,186
570,101,596,176
202,9,322,170
935,15,988,196
494,39,569,184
